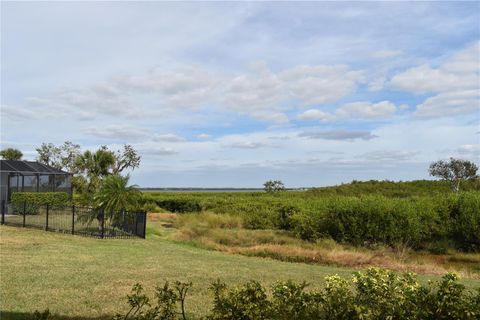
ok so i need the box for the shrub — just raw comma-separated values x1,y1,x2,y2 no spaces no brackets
113,281,191,320
156,199,202,213
209,279,271,320
10,192,70,214
118,268,480,320
291,213,319,241
448,192,480,251
317,195,437,248
277,205,300,230
143,201,159,213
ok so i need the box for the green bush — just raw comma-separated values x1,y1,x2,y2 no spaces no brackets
113,281,191,320
155,199,202,213
209,279,271,319
142,201,159,213
448,192,480,251
277,205,300,230
117,268,480,320
10,192,70,214
318,196,431,247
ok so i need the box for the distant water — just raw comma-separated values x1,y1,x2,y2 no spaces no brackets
139,188,265,193
139,188,306,193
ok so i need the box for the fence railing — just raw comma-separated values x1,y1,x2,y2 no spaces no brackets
1,200,147,239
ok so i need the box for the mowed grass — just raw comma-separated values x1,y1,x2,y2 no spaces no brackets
1,226,479,319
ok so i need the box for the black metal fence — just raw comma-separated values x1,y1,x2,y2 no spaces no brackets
0,200,146,239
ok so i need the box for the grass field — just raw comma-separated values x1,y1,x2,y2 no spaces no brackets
1,225,480,319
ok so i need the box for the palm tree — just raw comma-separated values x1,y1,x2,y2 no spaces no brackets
0,148,23,160
75,147,116,196
94,174,141,221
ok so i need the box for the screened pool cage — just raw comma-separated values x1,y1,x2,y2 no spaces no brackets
0,160,72,207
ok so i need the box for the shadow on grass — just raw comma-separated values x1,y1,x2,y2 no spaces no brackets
0,311,112,320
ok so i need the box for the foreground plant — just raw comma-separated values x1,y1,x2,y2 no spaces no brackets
117,268,480,320
115,281,192,320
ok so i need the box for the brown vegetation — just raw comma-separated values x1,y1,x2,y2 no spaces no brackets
149,212,480,278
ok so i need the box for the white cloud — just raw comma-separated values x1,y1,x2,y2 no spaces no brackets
457,144,480,157
359,150,419,161
196,133,212,139
228,141,271,149
297,109,331,121
251,111,289,125
1,104,36,120
113,66,223,108
390,42,480,119
222,70,284,111
368,77,387,92
16,63,366,124
298,130,378,141
141,147,178,156
152,134,186,142
279,65,364,105
443,42,480,74
84,125,150,140
297,100,397,122
336,101,397,120
415,90,479,119
371,50,402,59
390,64,475,94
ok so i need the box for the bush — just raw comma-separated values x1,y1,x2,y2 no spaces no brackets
156,199,202,213
448,192,480,251
113,281,191,320
277,205,300,230
318,196,428,247
209,279,271,319
118,268,480,320
10,192,70,214
142,201,159,213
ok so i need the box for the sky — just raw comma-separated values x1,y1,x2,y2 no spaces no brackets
1,1,479,188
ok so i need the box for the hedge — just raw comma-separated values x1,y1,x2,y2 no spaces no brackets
10,192,70,214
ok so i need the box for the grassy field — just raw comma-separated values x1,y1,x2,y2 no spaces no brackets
1,225,480,320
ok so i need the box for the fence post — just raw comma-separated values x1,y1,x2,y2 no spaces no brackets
133,213,138,236
142,211,147,239
22,201,26,227
45,204,49,231
100,208,105,239
71,205,75,235
1,200,5,225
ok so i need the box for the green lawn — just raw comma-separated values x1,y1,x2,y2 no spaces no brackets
1,226,479,319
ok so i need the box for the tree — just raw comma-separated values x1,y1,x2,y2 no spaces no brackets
36,141,80,172
73,145,141,202
0,148,23,160
74,147,116,197
429,158,478,193
263,180,286,193
75,146,116,177
111,144,141,174
94,174,141,219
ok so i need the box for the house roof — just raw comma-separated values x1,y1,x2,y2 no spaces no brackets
0,160,70,175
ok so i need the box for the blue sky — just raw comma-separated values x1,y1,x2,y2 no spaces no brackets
1,2,479,187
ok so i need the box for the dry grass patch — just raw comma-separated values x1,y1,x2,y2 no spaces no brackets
168,212,480,278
